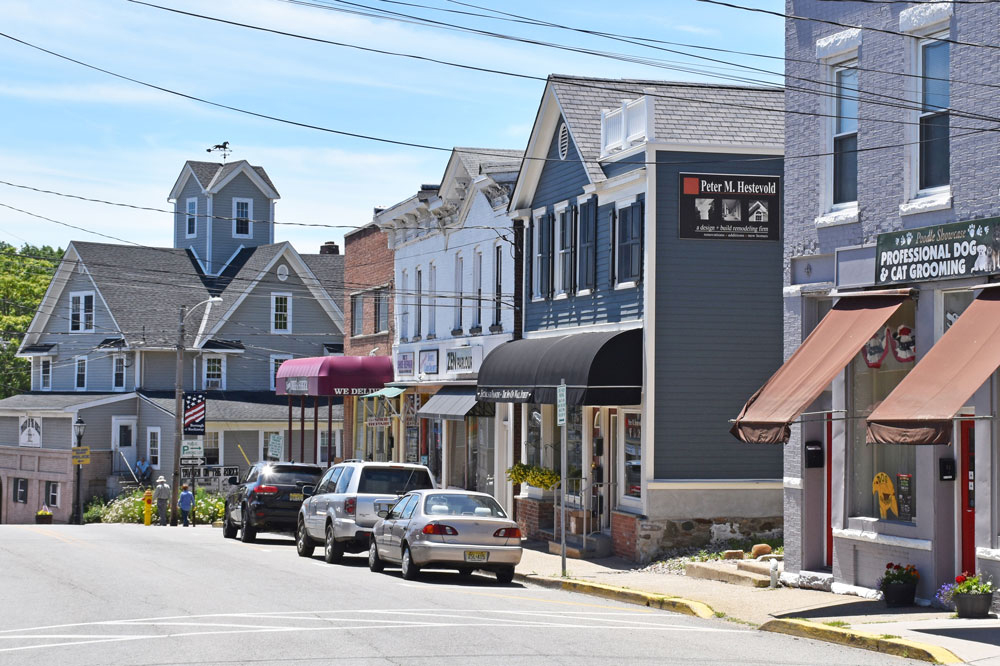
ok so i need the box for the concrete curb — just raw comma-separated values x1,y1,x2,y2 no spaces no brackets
514,573,715,619
759,618,963,664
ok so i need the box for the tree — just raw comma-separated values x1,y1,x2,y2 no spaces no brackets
0,243,62,398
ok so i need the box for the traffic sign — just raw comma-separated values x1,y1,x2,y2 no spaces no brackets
181,439,204,458
180,456,206,466
556,384,567,426
267,433,283,460
72,456,90,465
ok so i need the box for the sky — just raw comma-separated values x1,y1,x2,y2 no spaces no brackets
0,0,783,256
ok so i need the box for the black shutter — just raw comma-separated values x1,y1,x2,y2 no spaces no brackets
633,200,644,283
525,220,533,301
609,207,618,287
570,205,578,295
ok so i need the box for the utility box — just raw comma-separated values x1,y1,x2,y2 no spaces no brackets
804,441,824,468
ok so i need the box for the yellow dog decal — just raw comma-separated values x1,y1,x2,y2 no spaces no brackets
872,472,898,519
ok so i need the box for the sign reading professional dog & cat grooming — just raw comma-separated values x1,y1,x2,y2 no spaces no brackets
678,173,780,241
876,218,1000,285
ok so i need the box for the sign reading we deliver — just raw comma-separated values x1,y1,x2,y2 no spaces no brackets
678,173,780,241
876,218,1000,285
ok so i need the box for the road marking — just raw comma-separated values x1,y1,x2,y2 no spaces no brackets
18,526,94,547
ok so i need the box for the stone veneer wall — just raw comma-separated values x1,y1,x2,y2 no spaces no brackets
613,511,782,563
515,497,553,539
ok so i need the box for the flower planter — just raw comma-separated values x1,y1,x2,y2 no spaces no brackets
882,582,917,607
34,514,53,524
954,592,993,619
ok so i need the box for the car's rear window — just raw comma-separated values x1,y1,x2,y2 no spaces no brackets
261,465,322,485
423,493,507,518
357,467,433,494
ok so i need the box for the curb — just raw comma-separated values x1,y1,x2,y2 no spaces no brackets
514,573,715,619
759,618,963,664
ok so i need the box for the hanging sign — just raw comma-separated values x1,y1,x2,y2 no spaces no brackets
678,173,780,241
397,352,414,375
183,393,206,435
366,416,391,428
19,416,42,447
876,217,1000,285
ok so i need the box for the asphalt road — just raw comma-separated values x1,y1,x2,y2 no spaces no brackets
0,524,923,666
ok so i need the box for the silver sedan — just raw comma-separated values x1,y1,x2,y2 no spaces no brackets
369,489,522,584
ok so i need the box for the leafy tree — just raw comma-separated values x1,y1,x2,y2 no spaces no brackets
0,243,62,398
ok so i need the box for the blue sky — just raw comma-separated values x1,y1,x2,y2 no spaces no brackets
0,0,783,255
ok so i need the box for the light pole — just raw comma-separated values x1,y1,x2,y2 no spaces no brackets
171,297,222,526
73,417,86,525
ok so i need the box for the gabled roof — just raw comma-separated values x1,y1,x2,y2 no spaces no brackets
168,160,280,200
453,148,523,179
301,253,345,306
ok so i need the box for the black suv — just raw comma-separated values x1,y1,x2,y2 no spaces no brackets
223,461,323,543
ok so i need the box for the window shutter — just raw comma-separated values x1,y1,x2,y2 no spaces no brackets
525,221,533,300
633,200,644,283
547,213,555,299
609,207,618,286
570,205,578,295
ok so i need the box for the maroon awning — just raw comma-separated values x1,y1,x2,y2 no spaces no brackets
275,356,393,396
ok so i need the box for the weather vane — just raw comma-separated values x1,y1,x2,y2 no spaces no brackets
206,141,231,162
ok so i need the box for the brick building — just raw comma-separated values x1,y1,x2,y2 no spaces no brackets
342,224,394,458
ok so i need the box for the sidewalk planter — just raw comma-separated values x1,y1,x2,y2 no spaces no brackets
954,592,993,619
34,513,53,524
882,582,916,607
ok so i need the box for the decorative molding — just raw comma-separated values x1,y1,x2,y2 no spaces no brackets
816,28,862,60
899,2,953,33
899,187,952,216
832,527,932,551
815,204,860,228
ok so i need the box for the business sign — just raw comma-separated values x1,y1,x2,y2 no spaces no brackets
366,416,391,428
181,465,240,479
556,384,567,426
477,387,533,402
181,439,204,458
876,218,1000,285
446,346,480,373
419,349,439,375
678,173,780,241
397,352,414,375
182,393,206,435
267,433,284,460
284,377,310,394
18,416,41,447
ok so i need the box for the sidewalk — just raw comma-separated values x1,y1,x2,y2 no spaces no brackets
516,542,1000,664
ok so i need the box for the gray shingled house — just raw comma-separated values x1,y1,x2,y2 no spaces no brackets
0,161,344,524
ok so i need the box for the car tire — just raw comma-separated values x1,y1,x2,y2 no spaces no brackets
296,519,315,557
222,505,237,539
240,506,256,543
368,540,385,573
401,545,420,581
324,523,344,564
457,568,473,577
495,566,515,585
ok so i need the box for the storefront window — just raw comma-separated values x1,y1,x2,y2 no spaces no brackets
422,417,443,486
471,415,495,496
566,406,583,497
943,290,973,334
526,404,543,467
850,300,916,521
448,420,468,488
623,412,641,499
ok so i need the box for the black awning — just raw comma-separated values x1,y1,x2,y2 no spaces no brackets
476,328,642,406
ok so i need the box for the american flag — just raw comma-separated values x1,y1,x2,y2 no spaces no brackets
183,393,206,434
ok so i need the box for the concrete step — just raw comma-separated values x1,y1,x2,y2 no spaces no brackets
547,533,613,559
737,560,784,576
685,561,772,588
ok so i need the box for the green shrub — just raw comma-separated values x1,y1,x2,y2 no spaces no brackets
83,497,106,524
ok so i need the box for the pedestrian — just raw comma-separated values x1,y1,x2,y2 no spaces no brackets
152,476,171,525
134,456,152,483
178,484,194,527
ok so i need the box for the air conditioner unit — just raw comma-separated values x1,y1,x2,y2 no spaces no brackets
205,379,222,390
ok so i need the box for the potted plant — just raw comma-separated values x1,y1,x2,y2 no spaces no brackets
35,508,53,524
879,562,919,607
937,572,995,618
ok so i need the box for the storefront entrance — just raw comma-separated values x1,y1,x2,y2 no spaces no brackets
960,419,976,573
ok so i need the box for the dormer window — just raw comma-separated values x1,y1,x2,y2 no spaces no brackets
69,291,95,332
186,198,198,237
233,198,253,238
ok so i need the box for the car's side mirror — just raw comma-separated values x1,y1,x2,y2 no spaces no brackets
227,476,238,486
377,509,388,518
302,485,315,497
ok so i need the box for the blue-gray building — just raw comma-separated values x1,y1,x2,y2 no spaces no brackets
478,75,785,561
735,1,1000,600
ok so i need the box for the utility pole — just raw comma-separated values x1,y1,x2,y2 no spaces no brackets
171,304,186,527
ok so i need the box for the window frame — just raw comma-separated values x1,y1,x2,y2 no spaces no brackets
13,477,28,504
916,33,950,194
399,270,409,340
271,292,292,334
532,209,552,301
39,356,52,391
147,426,161,469
204,431,222,466
414,267,423,339
351,294,364,337
232,198,253,238
472,250,483,328
614,199,643,288
68,291,95,333
453,255,464,332
113,354,127,391
493,244,503,327
45,480,60,508
203,354,226,390
426,266,436,338
832,62,859,208
185,197,198,238
554,202,573,298
74,355,88,391
270,353,292,391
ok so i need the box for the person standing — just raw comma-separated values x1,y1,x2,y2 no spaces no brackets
178,484,194,527
152,476,171,526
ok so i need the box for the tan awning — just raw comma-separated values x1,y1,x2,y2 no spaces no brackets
867,288,1000,445
731,290,912,444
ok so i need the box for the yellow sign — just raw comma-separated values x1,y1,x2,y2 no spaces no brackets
872,472,898,519
73,458,90,465
72,446,89,455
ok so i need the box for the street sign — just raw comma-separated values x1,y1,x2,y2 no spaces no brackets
267,433,284,460
72,446,89,455
181,439,204,458
556,384,567,426
180,456,206,466
72,456,90,465
181,465,240,478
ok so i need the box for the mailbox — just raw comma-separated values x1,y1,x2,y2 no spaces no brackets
939,457,956,481
804,441,824,469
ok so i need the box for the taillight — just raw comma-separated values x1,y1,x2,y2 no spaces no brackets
422,523,458,535
255,485,279,496
344,497,356,515
494,527,522,539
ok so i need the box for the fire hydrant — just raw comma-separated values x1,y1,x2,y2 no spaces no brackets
143,488,153,526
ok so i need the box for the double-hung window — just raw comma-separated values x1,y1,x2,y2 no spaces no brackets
186,198,197,237
833,64,858,205
39,357,51,391
616,201,643,285
351,295,364,336
493,245,503,327
556,206,574,296
453,256,463,332
425,268,435,337
74,356,87,390
13,478,27,504
204,432,221,465
45,481,60,507
113,354,126,390
147,427,160,468
414,269,423,339
69,292,95,332
399,270,409,340
270,354,292,391
233,198,253,238
374,289,389,334
204,355,225,390
271,293,291,333
919,37,950,190
473,251,483,329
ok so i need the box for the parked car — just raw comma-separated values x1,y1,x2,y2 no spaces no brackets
223,461,323,543
367,489,522,584
295,461,435,563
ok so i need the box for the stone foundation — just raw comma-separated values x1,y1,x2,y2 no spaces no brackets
612,512,783,563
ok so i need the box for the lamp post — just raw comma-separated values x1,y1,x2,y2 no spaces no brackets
171,297,223,526
73,417,86,525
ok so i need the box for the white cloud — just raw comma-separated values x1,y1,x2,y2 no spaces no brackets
673,24,720,36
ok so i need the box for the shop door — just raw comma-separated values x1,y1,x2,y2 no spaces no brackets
602,410,618,532
960,420,976,574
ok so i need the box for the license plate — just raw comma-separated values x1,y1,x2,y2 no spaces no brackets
290,493,303,501
464,551,489,562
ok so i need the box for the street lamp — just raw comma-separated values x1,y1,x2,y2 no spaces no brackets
73,417,86,525
171,296,223,526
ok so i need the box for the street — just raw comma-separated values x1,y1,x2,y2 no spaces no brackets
0,525,923,665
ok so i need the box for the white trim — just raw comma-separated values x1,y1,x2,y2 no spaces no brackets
899,186,952,216
832,527,932,551
903,32,951,202
70,392,138,411
269,201,275,243
815,27,862,60
815,204,859,228
642,145,655,509
39,356,52,391
554,201,570,297
111,415,137,451
647,480,783,490
203,354,226,390
185,197,198,238
167,163,207,201
45,480,61,508
68,290,96,333
644,140,783,155
899,2,953,34
138,393,173,416
523,319,642,339
188,246,208,274
206,160,280,200
147,426,161,469
217,245,246,276
270,353,293,391
74,355,88,391
206,195,214,273
112,353,127,391
232,198,253,238
783,476,803,490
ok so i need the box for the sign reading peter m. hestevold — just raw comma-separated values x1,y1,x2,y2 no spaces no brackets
679,173,780,241
876,218,1000,285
